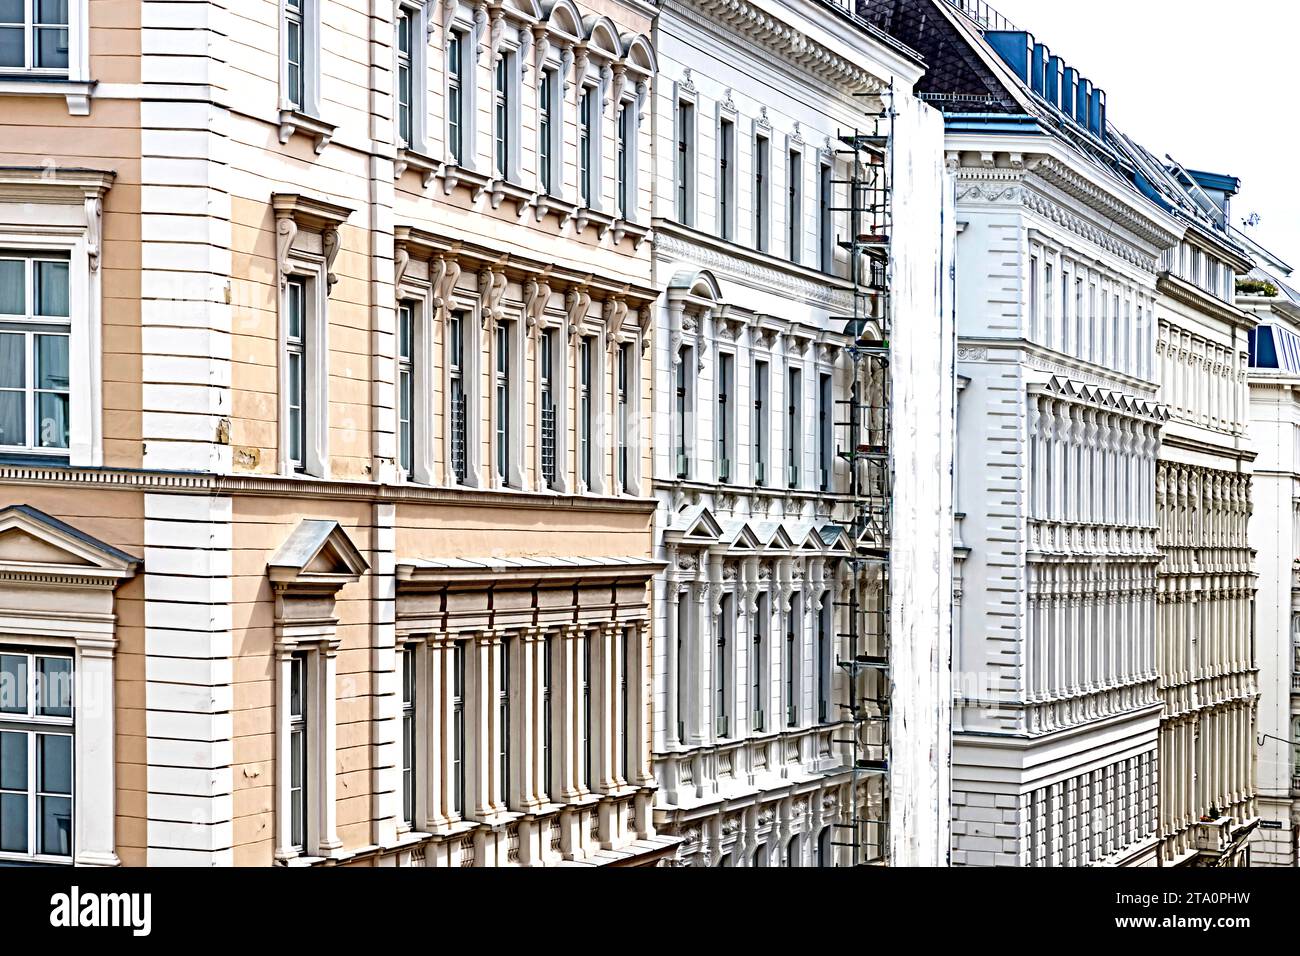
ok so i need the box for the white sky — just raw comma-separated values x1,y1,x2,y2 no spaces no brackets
983,0,1300,270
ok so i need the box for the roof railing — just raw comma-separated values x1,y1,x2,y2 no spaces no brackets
942,0,1019,33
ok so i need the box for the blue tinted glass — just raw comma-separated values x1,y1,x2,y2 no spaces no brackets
0,731,27,790
0,792,26,853
38,734,71,794
0,654,26,713
39,795,71,855
37,657,72,717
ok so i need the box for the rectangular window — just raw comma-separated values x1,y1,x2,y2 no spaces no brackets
716,595,732,738
0,650,73,862
397,301,414,476
1029,254,1039,339
285,277,307,472
396,7,413,144
451,641,465,817
718,118,734,240
448,312,467,484
753,358,768,486
285,0,306,110
288,652,307,851
754,135,769,252
0,0,69,72
787,150,802,264
752,593,767,732
676,598,688,741
787,366,802,489
617,342,630,493
539,69,555,194
818,372,832,491
676,101,694,225
542,635,553,796
619,627,630,782
579,336,592,487
616,103,632,218
817,599,832,723
580,633,593,792
496,637,510,807
400,646,415,827
717,352,733,483
819,162,834,273
785,594,799,727
495,323,510,484
0,252,70,454
1044,263,1054,348
540,329,557,489
494,53,512,179
579,86,595,206
675,347,691,479
446,31,464,163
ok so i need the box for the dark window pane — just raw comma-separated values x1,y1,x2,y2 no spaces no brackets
0,332,23,388
0,731,27,790
39,795,71,856
35,262,68,317
36,0,68,24
0,392,24,448
0,0,23,22
0,260,22,314
0,27,21,69
35,335,68,390
35,27,68,70
0,792,26,853
36,657,72,717
37,734,71,794
37,391,69,449
0,654,26,713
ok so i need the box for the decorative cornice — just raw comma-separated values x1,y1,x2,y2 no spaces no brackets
1157,273,1256,332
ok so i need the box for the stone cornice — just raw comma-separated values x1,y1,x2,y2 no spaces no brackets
0,465,658,515
1032,156,1182,253
1157,274,1256,332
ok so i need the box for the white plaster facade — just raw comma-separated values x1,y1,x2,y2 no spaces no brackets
647,0,952,867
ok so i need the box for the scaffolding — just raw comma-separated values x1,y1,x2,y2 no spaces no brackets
829,84,895,867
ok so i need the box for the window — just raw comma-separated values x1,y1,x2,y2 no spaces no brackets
0,649,73,862
494,52,513,179
817,598,832,723
717,352,733,483
754,134,770,252
818,827,832,867
676,100,694,225
396,7,413,145
451,641,466,817
448,312,467,484
785,834,799,867
619,627,630,782
579,86,595,207
819,161,834,272
752,593,767,732
716,595,732,738
540,329,557,490
718,118,735,240
0,0,67,71
788,149,802,263
0,252,69,454
288,652,307,852
753,843,767,867
785,593,799,727
542,635,553,796
400,646,415,828
539,69,556,194
496,637,510,807
787,366,802,489
283,0,314,113
753,358,768,486
446,30,465,163
675,347,692,479
579,336,592,488
397,301,414,476
616,103,632,218
617,342,630,493
580,633,593,791
1029,254,1039,339
285,277,307,472
818,372,832,491
676,598,688,742
1044,263,1054,348
494,323,510,485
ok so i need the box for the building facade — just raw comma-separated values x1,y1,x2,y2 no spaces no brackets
0,0,683,867
1242,246,1300,866
647,0,953,867
870,0,1187,866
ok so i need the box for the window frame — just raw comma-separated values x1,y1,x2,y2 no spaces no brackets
444,26,471,167
787,146,803,264
0,0,73,75
787,364,802,489
280,0,320,117
278,267,329,478
394,1,429,153
675,95,696,226
578,84,597,208
493,47,522,183
716,349,734,484
752,357,768,486
753,131,770,253
818,156,834,273
0,251,72,457
717,115,736,241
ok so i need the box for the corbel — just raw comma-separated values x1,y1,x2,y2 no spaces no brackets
566,283,592,345
524,271,552,338
84,194,102,273
276,216,299,290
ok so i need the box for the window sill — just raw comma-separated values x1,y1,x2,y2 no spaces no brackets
278,108,336,154
439,162,491,198
574,205,615,240
532,191,576,228
486,177,532,216
0,452,71,467
612,217,651,250
0,75,94,115
394,147,438,188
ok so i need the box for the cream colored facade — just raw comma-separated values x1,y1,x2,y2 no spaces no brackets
0,0,679,867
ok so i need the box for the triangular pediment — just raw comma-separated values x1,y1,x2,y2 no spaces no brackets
0,505,140,581
268,519,368,587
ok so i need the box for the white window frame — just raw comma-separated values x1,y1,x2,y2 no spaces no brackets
493,46,522,183
787,144,803,265
0,170,109,468
818,154,834,273
753,128,771,253
716,349,734,484
444,306,481,487
577,82,600,210
274,640,341,863
394,1,430,153
537,65,561,197
0,0,90,115
491,316,525,489
717,112,736,241
395,265,435,484
278,265,328,477
0,251,71,457
675,91,697,226
280,0,320,116
443,22,475,168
